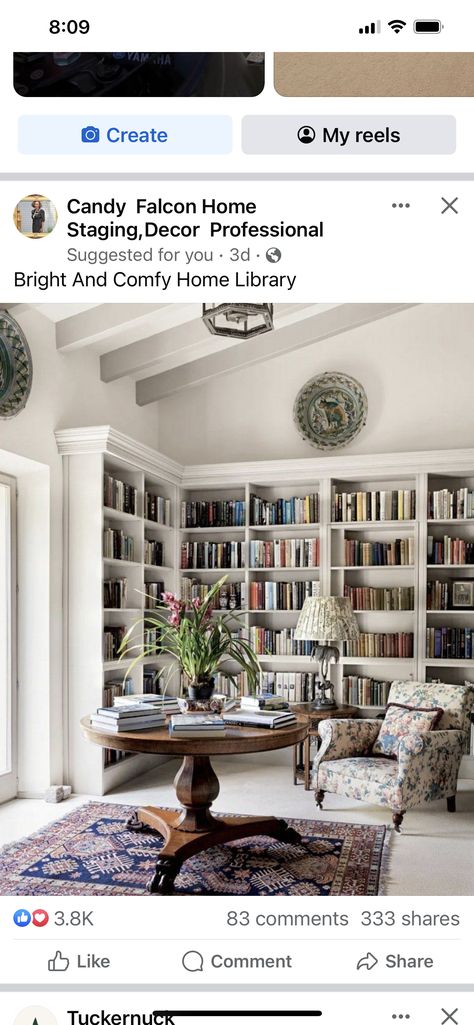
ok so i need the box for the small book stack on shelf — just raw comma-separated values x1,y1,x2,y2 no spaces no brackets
146,491,171,525
428,536,474,565
104,474,138,515
103,529,135,562
343,632,414,658
332,487,415,522
91,704,166,733
260,671,320,703
169,714,226,738
428,488,474,520
181,540,244,570
144,539,164,566
344,538,414,566
342,675,392,707
145,581,165,607
181,499,245,528
250,492,319,526
249,537,319,568
223,708,297,729
103,626,126,662
181,577,246,610
104,578,128,609
427,581,457,610
250,627,314,656
344,584,414,611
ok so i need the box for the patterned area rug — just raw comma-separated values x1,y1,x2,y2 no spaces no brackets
0,802,391,896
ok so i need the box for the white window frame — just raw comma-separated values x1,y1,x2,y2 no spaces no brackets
0,473,17,803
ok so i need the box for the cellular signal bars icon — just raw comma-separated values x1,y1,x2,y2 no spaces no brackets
359,20,382,34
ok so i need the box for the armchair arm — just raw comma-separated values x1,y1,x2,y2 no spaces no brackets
315,718,382,768
397,729,466,806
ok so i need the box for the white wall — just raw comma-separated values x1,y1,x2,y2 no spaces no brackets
0,308,159,794
158,304,474,464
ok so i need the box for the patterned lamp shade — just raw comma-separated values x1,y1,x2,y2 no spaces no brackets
294,596,360,642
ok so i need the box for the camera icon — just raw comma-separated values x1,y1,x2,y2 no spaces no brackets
81,125,100,143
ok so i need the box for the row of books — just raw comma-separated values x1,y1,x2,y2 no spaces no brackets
343,584,415,611
180,541,244,570
426,627,474,660
169,714,225,738
342,675,392,707
249,493,319,526
103,626,126,662
248,579,320,611
249,627,314,657
144,539,164,566
181,499,246,528
104,473,137,516
249,538,320,569
104,577,128,610
428,488,474,521
427,536,474,566
260,671,320,703
427,580,471,611
145,491,171,526
343,632,414,659
103,529,135,563
144,626,161,647
144,581,165,608
344,539,414,567
223,709,297,730
181,578,246,610
332,488,415,523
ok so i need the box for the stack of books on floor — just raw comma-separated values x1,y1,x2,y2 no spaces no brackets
169,714,226,738
223,708,297,729
114,693,181,714
91,704,166,732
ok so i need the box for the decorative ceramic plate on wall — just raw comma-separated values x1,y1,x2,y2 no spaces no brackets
0,311,33,418
293,371,367,450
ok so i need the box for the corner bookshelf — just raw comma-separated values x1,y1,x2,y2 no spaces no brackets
57,431,474,792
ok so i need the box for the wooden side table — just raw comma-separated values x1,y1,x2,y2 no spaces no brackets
292,704,359,790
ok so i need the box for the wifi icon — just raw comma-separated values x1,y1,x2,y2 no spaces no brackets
388,19,407,33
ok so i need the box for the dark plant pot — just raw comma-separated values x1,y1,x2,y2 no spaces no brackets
188,678,215,702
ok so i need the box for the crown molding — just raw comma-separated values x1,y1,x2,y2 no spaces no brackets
55,426,183,484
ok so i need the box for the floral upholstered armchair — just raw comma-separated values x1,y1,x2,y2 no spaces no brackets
313,681,474,831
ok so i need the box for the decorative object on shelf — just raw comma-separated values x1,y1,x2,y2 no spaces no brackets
295,596,360,709
293,371,367,450
0,310,33,418
120,574,260,709
178,693,227,714
452,580,474,608
202,302,274,338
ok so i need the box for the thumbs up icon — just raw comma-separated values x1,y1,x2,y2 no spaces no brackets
48,951,70,972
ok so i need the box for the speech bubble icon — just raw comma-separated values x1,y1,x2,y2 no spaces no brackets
182,950,204,972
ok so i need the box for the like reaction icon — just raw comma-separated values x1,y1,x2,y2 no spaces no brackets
13,909,32,927
48,951,70,972
32,909,49,927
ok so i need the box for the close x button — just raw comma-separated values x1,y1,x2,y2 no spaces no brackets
441,197,459,214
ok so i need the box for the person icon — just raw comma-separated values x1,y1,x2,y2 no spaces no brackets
14,194,58,238
297,125,316,144
31,200,46,234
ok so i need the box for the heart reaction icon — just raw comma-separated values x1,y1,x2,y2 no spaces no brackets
32,909,49,927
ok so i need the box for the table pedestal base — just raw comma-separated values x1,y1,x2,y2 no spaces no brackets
126,753,301,894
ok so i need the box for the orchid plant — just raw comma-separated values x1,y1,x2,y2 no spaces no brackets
120,575,260,694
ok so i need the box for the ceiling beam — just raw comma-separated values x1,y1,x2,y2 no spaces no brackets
136,303,417,405
55,303,185,351
100,303,321,382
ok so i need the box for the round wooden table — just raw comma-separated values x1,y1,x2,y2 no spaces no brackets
81,716,308,894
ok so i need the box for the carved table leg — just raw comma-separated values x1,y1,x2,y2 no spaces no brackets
148,855,182,895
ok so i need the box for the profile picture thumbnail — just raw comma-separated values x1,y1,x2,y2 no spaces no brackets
14,194,58,239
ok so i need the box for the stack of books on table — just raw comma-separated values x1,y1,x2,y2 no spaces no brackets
90,704,166,733
241,692,290,712
169,714,226,738
223,708,297,729
114,693,181,714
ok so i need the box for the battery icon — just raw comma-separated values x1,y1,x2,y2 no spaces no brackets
413,19,443,33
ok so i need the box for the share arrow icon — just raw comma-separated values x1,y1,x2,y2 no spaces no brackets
356,951,379,971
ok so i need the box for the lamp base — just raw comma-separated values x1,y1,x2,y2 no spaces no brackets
311,697,338,710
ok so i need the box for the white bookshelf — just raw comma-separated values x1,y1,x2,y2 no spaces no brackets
57,431,474,789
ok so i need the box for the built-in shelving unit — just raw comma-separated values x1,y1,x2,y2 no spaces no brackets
57,430,474,792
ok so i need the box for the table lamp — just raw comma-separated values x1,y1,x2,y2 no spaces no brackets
294,596,360,709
